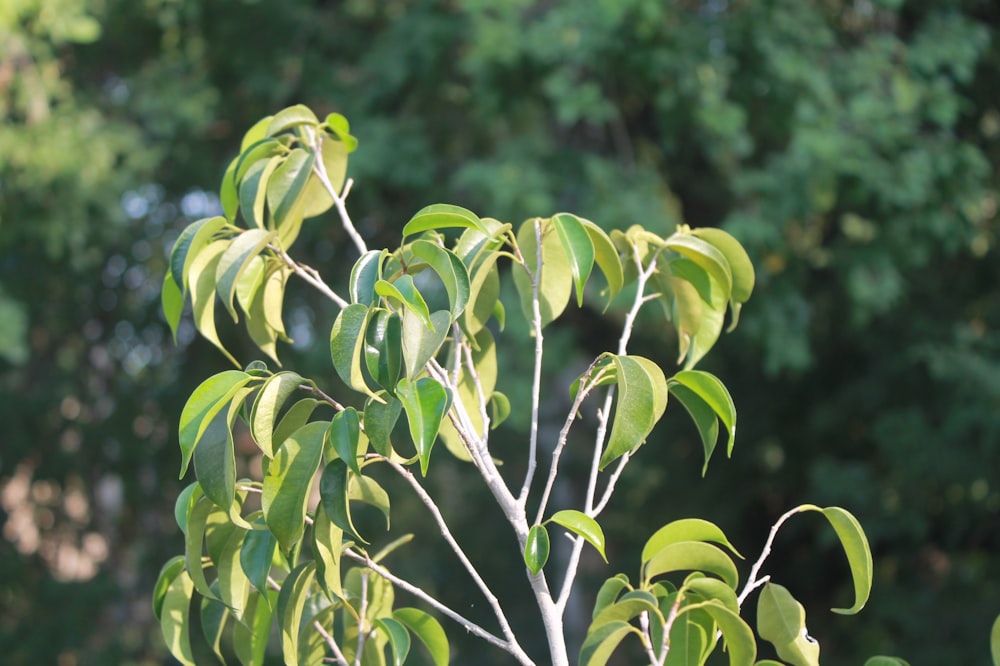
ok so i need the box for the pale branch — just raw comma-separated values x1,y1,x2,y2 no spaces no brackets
737,505,802,606
301,383,347,412
381,456,526,657
534,361,597,525
354,572,369,666
459,339,492,441
638,611,661,666
518,218,546,507
592,450,632,515
314,621,350,666
307,129,368,256
341,548,535,666
272,244,349,308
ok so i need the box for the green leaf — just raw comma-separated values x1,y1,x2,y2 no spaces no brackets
551,212,596,307
683,574,740,612
461,254,501,336
266,104,319,137
246,262,291,364
200,594,230,663
313,504,344,600
401,309,451,379
215,229,277,321
512,217,573,328
328,407,362,474
490,391,510,428
153,555,186,621
393,608,449,666
864,658,912,666
262,421,327,552
235,255,266,317
319,459,366,544
376,275,432,328
363,392,403,457
548,510,607,562
250,371,304,459
757,583,819,666
642,519,742,563
669,370,737,459
667,382,720,476
690,226,755,326
184,495,219,600
524,524,550,575
240,525,277,598
170,216,227,295
272,398,320,450
350,250,387,306
299,136,349,219
396,377,452,475
599,355,669,470
221,157,240,221
579,620,638,666
350,474,392,530
665,233,733,302
402,203,485,237
159,567,196,666
193,393,249,511
682,600,756,666
643,541,739,589
179,370,252,477
267,148,315,229
189,239,240,365
323,112,359,152
162,271,184,343
590,590,659,631
238,158,272,229
235,137,287,185
375,617,411,666
411,240,471,320
365,310,403,392
276,561,317,666
331,303,379,399
993,613,1000,666
664,606,714,666
241,115,273,151
797,505,873,614
578,216,624,302
174,483,199,532
216,524,250,619
592,574,631,620
233,590,275,666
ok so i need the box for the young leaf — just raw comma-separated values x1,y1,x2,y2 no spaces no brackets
250,371,304,459
757,583,819,666
266,104,319,137
396,377,452,476
276,561,317,666
159,567,196,666
261,420,327,552
512,217,573,328
402,203,484,237
393,607,449,666
323,112,359,152
599,355,669,470
189,239,239,366
215,228,276,321
524,524,550,575
327,407,362,474
668,370,737,457
548,510,607,562
797,504,873,614
690,226,755,327
579,620,639,666
551,212,596,307
375,617,412,666
642,518,743,563
643,541,739,589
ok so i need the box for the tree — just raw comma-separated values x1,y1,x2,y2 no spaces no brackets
154,104,887,666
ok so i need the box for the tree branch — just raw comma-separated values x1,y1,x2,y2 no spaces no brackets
519,218,546,506
308,130,368,256
737,505,802,606
272,244,349,308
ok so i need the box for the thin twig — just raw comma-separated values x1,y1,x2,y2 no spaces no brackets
354,572,369,666
737,505,802,606
301,383,346,411
272,244,349,308
308,129,367,256
314,621,350,666
519,218,546,506
381,456,527,660
342,548,534,665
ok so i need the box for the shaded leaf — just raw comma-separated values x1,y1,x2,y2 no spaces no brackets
669,370,737,459
331,303,378,399
276,561,317,666
319,459,366,543
592,574,631,620
376,275,432,328
159,567,196,666
401,309,451,379
266,104,319,137
233,590,275,666
240,525,277,598
349,474,392,530
328,407,362,474
411,240,471,320
551,212,596,307
578,216,624,302
396,377,452,475
313,504,344,600
579,620,638,666
524,524,550,575
757,583,819,666
153,556,186,621
599,355,669,470
363,392,403,457
262,421,327,552
375,617,411,666
179,370,251,477
162,271,184,343
350,250,387,306
683,600,756,666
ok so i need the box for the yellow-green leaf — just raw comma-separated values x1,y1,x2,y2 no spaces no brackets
262,421,327,552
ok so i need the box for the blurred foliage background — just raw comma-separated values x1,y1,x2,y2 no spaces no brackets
1,0,998,664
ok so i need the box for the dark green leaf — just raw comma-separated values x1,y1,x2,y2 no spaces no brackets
350,250,387,306
393,607,449,666
240,525,277,598
328,407,362,474
599,355,669,470
319,459,366,544
396,377,451,475
376,275,432,328
667,382,720,476
551,212,596,307
411,240,471,319
262,421,327,552
363,392,403,457
365,310,402,392
524,524,550,575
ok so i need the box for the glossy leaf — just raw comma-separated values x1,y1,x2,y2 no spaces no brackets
266,104,319,137
548,510,607,562
159,567,196,666
215,229,276,321
267,148,314,229
664,606,714,666
240,524,277,598
551,212,596,307
170,215,227,295
401,309,451,379
189,239,239,365
393,607,449,666
313,504,344,600
757,583,819,666
402,203,485,237
276,561,317,666
365,310,403,392
643,541,739,589
350,474,391,530
233,590,275,666
153,556,186,621
192,401,238,511
323,112,359,152
272,398,321,451
524,524,550,575
592,574,631,620
665,233,733,301
350,250,387,306
328,407,362,474
589,590,659,631
667,381,720,475
411,240,471,319
690,226,755,325
299,135,349,220
238,158,272,229
512,217,573,328
642,519,743,564
246,262,291,364
376,275,432,328
235,137,286,185
162,271,183,342
216,524,250,619
578,216,624,302
331,303,378,399
184,495,219,600
363,392,403,457
669,370,737,459
579,620,638,666
396,377,452,475
599,355,669,470
682,600,756,666
174,482,199,533
262,421,327,552
376,617,411,666
319,459,366,543
250,371,304,459
798,504,873,614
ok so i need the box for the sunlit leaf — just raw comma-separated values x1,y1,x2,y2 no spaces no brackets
159,567,196,666
221,156,240,221
757,583,819,666
153,556,186,621
643,541,739,589
393,608,449,666
200,594,230,663
331,303,379,399
323,112,359,152
262,421,327,552
216,523,250,619
215,229,276,321
589,590,659,631
579,620,638,666
548,510,607,562
683,600,756,666
327,407,362,473
276,561,317,666
189,239,239,365
411,240,471,319
170,216,227,295
665,233,733,301
690,226,755,327
402,203,485,237
192,393,248,511
524,524,550,575
266,104,319,137
250,371,304,459
512,217,573,328
350,250,387,306
313,504,344,600
797,505,873,614
267,148,315,230
401,309,451,379
551,212,596,307
993,613,1000,666
396,377,452,475
578,216,624,303
641,518,742,563
376,275,432,328
669,370,737,460
365,310,402,392
599,355,669,470
184,495,219,600
349,474,391,530
179,370,252,477
592,574,631,620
